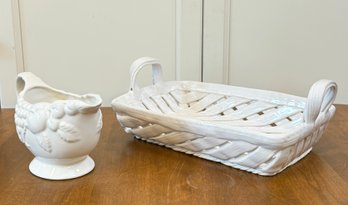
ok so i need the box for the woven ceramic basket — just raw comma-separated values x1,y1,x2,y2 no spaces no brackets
112,57,337,176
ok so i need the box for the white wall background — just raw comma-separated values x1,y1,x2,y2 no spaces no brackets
229,0,348,103
1,0,348,107
0,0,202,108
20,0,178,107
203,0,348,104
0,0,18,107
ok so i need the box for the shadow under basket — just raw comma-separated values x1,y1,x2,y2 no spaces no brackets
112,57,337,176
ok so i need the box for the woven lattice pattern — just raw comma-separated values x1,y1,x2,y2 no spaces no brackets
112,57,337,176
138,90,304,131
116,89,328,175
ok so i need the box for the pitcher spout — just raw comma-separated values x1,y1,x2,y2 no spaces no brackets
64,94,102,115
78,94,103,113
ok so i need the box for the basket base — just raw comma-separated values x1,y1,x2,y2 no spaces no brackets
29,156,95,180
222,147,313,176
135,136,313,176
288,147,313,167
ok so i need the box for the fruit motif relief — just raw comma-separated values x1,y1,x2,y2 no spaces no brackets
15,99,84,153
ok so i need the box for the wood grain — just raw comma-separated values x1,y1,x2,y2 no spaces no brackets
0,106,348,205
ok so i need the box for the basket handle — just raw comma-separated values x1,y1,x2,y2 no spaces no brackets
129,57,163,98
304,79,337,124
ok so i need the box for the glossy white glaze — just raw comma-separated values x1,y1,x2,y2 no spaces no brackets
112,57,337,176
15,72,102,180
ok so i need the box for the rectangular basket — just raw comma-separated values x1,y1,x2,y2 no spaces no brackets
112,57,337,176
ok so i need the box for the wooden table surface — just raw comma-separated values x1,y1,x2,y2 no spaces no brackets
1,106,348,205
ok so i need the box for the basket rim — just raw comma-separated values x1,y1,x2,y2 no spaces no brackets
112,81,335,149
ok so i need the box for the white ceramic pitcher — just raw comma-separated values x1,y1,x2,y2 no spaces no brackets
14,72,103,180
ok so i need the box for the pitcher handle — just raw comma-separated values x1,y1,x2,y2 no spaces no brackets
16,72,49,96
